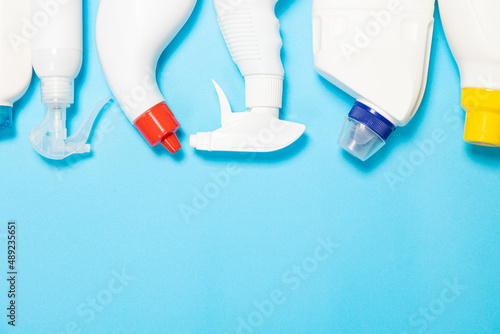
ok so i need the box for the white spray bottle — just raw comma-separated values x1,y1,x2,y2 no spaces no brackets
0,0,32,130
96,0,197,154
439,0,500,147
29,0,109,160
190,0,306,153
313,0,435,161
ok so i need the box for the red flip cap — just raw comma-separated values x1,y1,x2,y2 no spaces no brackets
133,102,181,154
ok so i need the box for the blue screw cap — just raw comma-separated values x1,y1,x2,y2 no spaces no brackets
348,102,396,141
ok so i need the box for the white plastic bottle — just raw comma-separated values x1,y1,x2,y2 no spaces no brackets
313,0,435,161
0,0,32,130
96,0,197,154
189,0,306,152
439,0,500,147
29,0,108,160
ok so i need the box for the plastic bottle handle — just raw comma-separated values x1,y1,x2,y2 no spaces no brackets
213,0,284,77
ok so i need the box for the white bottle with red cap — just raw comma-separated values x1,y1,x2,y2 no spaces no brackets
0,0,32,130
189,0,306,152
96,0,197,154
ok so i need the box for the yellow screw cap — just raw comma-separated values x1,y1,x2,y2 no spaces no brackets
462,88,500,147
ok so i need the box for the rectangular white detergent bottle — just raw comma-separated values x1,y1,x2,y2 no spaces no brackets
313,0,435,161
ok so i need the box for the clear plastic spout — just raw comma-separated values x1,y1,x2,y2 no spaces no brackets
338,117,385,161
29,97,111,160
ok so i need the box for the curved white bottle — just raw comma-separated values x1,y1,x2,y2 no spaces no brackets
30,0,108,160
96,0,197,154
439,0,500,147
0,0,32,130
313,0,435,161
189,0,306,152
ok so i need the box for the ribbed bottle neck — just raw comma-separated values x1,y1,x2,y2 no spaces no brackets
41,76,74,109
245,75,283,109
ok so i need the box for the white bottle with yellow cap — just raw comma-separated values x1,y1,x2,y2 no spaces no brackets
439,0,500,147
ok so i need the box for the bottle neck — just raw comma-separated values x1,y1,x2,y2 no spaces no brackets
41,76,74,109
245,75,283,109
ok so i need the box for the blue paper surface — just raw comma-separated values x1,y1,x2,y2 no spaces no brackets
0,1,498,333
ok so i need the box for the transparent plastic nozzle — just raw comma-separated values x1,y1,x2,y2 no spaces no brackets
29,97,110,160
338,117,386,161
0,106,13,130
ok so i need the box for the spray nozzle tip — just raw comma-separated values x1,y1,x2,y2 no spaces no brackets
29,97,110,160
134,102,181,154
162,133,181,153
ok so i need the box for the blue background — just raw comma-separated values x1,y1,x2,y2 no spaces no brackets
0,0,499,333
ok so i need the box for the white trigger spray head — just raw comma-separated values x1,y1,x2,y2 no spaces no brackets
29,97,111,160
190,81,305,152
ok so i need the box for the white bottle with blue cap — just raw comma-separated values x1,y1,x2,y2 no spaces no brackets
313,0,435,161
